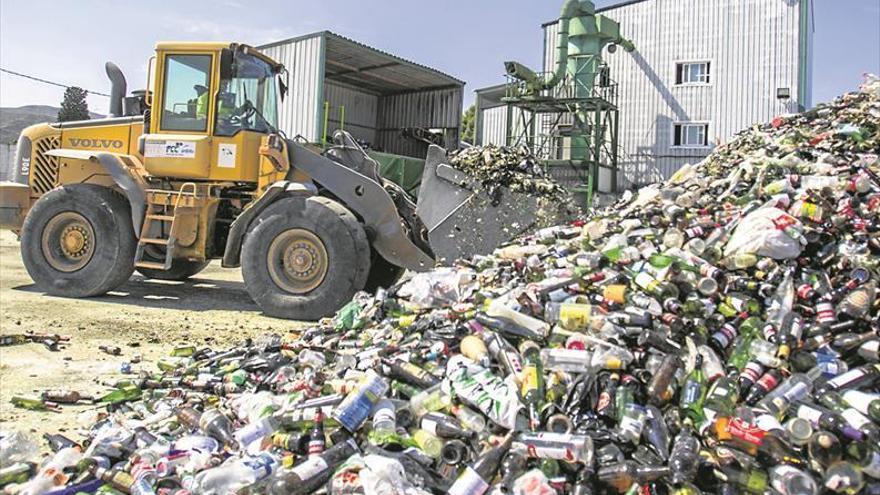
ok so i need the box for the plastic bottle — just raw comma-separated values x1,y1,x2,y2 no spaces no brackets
514,431,593,464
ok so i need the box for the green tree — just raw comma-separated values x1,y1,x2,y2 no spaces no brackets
461,104,475,144
57,87,90,122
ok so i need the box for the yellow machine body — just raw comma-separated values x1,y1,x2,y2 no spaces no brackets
1,42,290,267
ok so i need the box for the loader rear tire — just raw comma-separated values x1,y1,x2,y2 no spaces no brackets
241,196,370,320
21,184,136,297
136,248,211,281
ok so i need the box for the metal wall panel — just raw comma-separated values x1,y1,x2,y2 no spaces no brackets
0,143,15,181
323,82,379,144
259,35,323,141
539,0,806,190
377,88,463,129
478,104,532,148
376,87,463,156
480,106,509,146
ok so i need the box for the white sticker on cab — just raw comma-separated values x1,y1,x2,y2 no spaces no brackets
144,140,196,159
218,144,237,168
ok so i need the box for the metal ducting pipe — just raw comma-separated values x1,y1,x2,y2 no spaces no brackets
505,0,582,91
541,0,581,90
105,62,127,118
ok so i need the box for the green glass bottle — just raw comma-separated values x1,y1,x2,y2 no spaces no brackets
97,385,142,404
10,396,54,411
704,376,739,415
727,332,757,371
680,355,707,423
519,340,545,431
716,465,768,494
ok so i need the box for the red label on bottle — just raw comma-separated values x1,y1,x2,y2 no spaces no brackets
772,214,797,231
796,284,814,300
741,362,763,382
726,418,766,445
816,302,836,324
755,371,780,391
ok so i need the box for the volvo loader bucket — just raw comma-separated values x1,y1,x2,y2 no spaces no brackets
415,145,539,264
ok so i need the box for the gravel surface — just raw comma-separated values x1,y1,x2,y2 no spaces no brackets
0,230,307,440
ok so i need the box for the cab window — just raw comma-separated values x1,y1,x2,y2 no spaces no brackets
160,54,212,132
215,52,278,137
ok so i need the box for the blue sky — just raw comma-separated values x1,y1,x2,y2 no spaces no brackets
1,0,878,115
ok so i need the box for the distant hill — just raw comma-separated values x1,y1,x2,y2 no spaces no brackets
0,105,104,144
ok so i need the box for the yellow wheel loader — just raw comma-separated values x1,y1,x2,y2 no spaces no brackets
0,42,540,320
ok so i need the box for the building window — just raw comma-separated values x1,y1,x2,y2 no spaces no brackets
675,62,711,85
673,123,709,147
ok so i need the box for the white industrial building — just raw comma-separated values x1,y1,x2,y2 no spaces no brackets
259,31,464,159
475,0,814,191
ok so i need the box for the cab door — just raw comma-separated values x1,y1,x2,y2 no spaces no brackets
143,51,216,179
208,53,273,183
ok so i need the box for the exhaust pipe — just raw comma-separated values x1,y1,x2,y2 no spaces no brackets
105,62,126,117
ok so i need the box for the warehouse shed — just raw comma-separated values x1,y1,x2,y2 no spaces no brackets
259,31,465,158
475,0,814,192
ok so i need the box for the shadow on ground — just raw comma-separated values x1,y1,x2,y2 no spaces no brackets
13,275,260,312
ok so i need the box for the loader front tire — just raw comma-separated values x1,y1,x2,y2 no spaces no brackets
21,184,136,297
241,196,370,320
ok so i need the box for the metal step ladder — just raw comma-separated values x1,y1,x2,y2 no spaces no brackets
134,183,197,271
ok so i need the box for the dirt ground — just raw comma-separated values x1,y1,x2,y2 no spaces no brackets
0,230,306,443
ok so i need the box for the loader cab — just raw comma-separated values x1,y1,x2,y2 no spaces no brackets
145,42,284,182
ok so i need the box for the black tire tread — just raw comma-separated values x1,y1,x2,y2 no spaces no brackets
241,195,370,320
20,184,136,297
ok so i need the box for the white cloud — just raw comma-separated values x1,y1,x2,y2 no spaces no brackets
160,18,289,46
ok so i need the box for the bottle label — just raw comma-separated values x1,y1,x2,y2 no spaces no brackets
235,420,271,448
515,432,581,462
401,361,432,382
841,408,871,430
421,416,439,436
291,455,329,480
826,368,866,390
242,454,275,481
558,303,592,330
503,351,523,375
681,380,703,406
596,391,612,415
372,406,396,429
332,371,388,432
841,390,874,414
634,272,659,293
780,382,810,403
726,418,765,445
740,362,763,383
816,302,836,324
521,366,539,395
755,371,779,391
448,466,489,495
796,405,823,425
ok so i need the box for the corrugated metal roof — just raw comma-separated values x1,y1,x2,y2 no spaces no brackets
259,31,464,96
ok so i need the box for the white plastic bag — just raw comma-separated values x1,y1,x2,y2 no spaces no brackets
724,207,804,260
360,455,431,495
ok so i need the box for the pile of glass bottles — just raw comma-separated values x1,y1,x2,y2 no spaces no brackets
2,76,879,495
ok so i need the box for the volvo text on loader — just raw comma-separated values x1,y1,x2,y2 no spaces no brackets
0,42,438,320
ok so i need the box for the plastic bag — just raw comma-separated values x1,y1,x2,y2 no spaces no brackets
724,207,804,259
513,469,557,495
398,268,477,308
0,430,39,464
360,455,431,495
